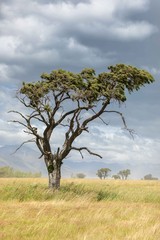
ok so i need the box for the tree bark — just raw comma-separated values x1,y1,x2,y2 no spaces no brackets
48,166,61,189
45,154,61,189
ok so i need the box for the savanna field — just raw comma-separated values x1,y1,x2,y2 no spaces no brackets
0,178,160,240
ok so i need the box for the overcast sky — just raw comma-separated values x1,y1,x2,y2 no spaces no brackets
0,0,160,177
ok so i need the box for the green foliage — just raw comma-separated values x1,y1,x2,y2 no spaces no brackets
20,64,154,108
0,166,41,178
96,168,111,179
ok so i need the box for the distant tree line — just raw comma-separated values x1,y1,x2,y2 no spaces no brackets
96,168,131,180
0,166,41,178
96,168,159,180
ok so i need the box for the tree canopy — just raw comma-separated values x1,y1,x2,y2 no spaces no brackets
10,64,154,189
21,64,153,107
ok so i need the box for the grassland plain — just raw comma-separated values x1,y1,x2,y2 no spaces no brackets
0,178,160,240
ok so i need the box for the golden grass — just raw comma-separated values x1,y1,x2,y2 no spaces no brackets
0,178,160,240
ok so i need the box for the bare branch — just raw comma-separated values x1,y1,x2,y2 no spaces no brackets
16,95,50,126
91,109,109,126
15,95,31,108
32,115,48,124
36,108,49,126
11,139,35,155
55,108,79,126
105,110,135,138
23,130,33,134
71,147,102,159
60,123,70,128
8,110,28,121
82,100,110,128
8,120,28,128
56,147,60,155
36,138,45,158
56,103,92,127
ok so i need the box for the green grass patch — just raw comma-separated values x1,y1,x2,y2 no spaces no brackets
0,178,160,204
96,190,118,201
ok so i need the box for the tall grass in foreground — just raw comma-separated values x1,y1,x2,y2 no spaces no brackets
0,178,160,239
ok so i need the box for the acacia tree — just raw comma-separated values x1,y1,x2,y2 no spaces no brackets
123,169,131,180
118,169,131,180
96,168,111,179
10,64,154,189
96,169,103,179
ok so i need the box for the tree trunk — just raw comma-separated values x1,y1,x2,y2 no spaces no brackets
44,154,61,189
48,166,61,189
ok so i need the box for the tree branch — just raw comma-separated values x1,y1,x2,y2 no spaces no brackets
8,120,28,128
71,147,102,159
105,110,135,138
55,105,91,127
8,110,28,122
11,139,35,155
91,108,109,126
9,110,44,139
82,100,110,128
36,137,45,158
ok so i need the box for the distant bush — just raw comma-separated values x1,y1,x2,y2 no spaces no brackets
112,174,121,179
0,166,41,178
76,173,86,178
143,174,158,180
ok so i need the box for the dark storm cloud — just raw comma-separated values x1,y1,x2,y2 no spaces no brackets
0,0,158,84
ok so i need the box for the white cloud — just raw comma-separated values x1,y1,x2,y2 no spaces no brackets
0,64,10,82
73,125,160,165
110,21,157,41
0,36,21,60
0,64,26,83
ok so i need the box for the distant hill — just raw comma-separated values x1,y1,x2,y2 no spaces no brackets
0,145,159,179
0,145,47,175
